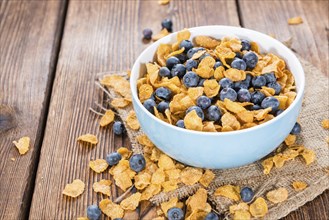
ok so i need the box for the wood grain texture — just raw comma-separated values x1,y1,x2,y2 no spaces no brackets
29,0,239,219
238,0,329,219
0,1,66,219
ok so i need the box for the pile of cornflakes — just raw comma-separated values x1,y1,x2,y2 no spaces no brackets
137,29,297,132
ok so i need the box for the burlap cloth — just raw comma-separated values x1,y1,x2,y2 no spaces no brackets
95,57,329,219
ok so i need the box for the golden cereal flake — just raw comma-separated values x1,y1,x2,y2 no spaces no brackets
199,170,215,187
134,172,151,190
161,197,178,216
141,184,161,200
292,181,308,191
153,28,170,41
99,110,115,127
266,187,288,204
249,197,268,217
89,159,109,173
194,36,220,49
180,167,203,185
288,16,303,25
13,136,30,155
158,154,176,170
158,0,170,5
300,148,316,165
120,192,142,210
93,179,112,196
111,98,130,108
77,134,98,145
284,134,296,146
62,179,85,198
214,185,240,201
99,199,124,219
117,147,132,159
262,157,274,175
126,110,140,130
322,119,329,129
184,110,203,131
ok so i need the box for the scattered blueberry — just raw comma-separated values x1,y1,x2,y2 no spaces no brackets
290,122,301,135
205,212,219,220
176,120,185,128
166,56,180,69
157,101,169,113
238,88,251,102
243,51,258,69
231,58,247,70
87,205,101,220
142,28,152,40
241,39,251,51
251,75,266,88
214,61,223,69
240,187,254,203
183,71,200,87
155,87,172,101
219,88,237,101
197,96,212,110
186,106,204,120
175,53,188,63
275,109,284,116
143,98,156,114
185,59,198,71
206,105,221,121
171,64,186,78
129,154,146,172
159,67,171,78
219,78,233,89
264,72,276,83
251,91,265,105
106,152,122,166
198,78,205,87
187,47,205,59
261,96,280,112
161,18,173,32
167,207,184,220
267,82,281,95
113,121,124,135
179,40,194,52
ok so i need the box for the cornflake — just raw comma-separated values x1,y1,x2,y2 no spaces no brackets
120,192,142,210
214,185,240,201
158,154,176,170
292,181,308,191
62,179,85,198
77,134,98,145
111,98,130,108
117,147,132,159
99,199,124,219
322,119,329,129
13,136,30,155
300,148,316,165
126,110,140,130
93,179,112,196
161,197,178,216
99,110,115,127
284,134,296,146
141,184,161,200
288,16,303,25
249,197,268,217
158,0,170,5
185,188,211,219
180,167,203,185
199,169,215,187
266,187,288,203
89,159,109,173
153,29,169,41
184,110,203,131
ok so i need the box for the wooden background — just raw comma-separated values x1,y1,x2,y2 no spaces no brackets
0,0,328,219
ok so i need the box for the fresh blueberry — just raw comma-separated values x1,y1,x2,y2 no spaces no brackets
175,53,188,63
176,120,185,128
250,91,266,105
167,207,184,220
106,152,122,166
264,72,276,83
275,109,284,116
171,64,186,78
187,47,205,59
198,78,205,87
251,75,266,88
219,88,237,101
179,40,193,52
205,212,219,220
87,205,101,220
231,58,247,70
206,105,221,121
214,61,223,69
143,99,156,114
233,81,249,92
249,104,262,110
142,28,152,40
161,18,173,32
186,106,204,120
197,96,211,109
240,187,254,203
157,101,169,113
166,56,180,69
219,78,233,89
235,52,243,59
290,122,301,135
238,88,251,102
261,96,280,112
185,59,198,71
159,67,171,78
267,82,281,95
183,71,200,87
113,121,125,135
244,74,253,85
199,53,211,61
155,87,172,101
129,154,146,172
241,39,251,51
243,51,258,69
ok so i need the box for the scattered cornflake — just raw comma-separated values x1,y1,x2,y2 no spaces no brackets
100,75,131,99
300,148,316,165
284,134,296,146
185,188,211,219
151,168,166,184
77,217,88,220
288,16,303,25
134,172,151,190
229,202,249,214
180,167,203,185
158,0,170,5
111,98,130,108
93,179,112,196
262,157,274,174
10,157,15,161
161,197,178,216
199,169,215,187
62,179,85,198
292,181,308,191
99,110,115,127
126,110,140,130
137,134,154,147
233,210,251,220
322,119,329,129
77,134,98,145
89,159,109,173
120,192,142,210
214,185,241,201
158,154,176,170
162,180,179,192
99,199,124,219
117,147,132,159
140,184,161,200
13,136,30,155
249,197,268,217
266,187,288,204
153,29,169,41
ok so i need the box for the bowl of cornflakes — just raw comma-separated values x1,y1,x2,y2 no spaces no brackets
130,26,305,169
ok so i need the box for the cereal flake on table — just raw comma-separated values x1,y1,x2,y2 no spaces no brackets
13,136,30,155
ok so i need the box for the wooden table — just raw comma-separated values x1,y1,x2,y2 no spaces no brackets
1,0,328,219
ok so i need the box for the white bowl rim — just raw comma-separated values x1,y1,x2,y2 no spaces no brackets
131,25,305,136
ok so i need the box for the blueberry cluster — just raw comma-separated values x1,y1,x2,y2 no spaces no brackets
143,18,173,40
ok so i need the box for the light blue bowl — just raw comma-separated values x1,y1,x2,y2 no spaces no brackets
130,26,305,169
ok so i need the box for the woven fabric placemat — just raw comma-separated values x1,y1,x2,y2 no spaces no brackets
95,57,329,219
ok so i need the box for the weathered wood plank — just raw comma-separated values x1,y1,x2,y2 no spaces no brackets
0,0,66,219
29,0,239,219
238,0,329,219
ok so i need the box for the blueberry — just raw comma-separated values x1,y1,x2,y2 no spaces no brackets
197,96,211,109
157,101,169,113
185,59,198,71
206,105,221,121
143,99,156,114
275,109,284,116
199,53,211,61
166,56,180,69
243,51,258,69
235,52,243,59
186,106,204,120
113,121,125,135
187,47,205,59
241,39,251,51
219,78,233,89
142,28,152,40
129,154,146,172
251,75,266,88
244,74,253,85
179,40,193,52
171,64,186,78
183,71,200,87
167,207,184,220
267,82,281,95
198,78,205,87
290,122,301,135
87,205,101,220
205,212,219,220
176,120,185,128
249,104,262,110
159,67,171,78
264,72,276,83
233,81,249,92
219,88,237,101
238,89,251,102
106,152,122,166
161,18,173,32
240,187,254,203
214,61,223,69
250,91,265,105
261,96,280,112
155,87,172,101
175,53,188,63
